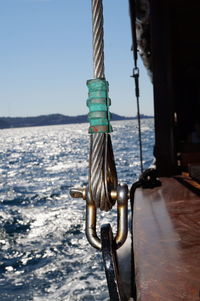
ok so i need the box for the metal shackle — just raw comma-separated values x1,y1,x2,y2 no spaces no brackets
70,183,129,250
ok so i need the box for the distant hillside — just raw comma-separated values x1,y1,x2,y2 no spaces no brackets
0,113,153,129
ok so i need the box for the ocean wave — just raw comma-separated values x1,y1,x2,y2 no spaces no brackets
0,120,154,300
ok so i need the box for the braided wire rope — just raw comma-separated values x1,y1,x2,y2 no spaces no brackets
89,0,117,211
92,0,104,79
129,0,144,174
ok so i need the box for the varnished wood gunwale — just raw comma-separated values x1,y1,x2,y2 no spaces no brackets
133,177,200,300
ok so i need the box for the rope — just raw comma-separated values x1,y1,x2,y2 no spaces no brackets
133,68,144,174
129,0,138,68
130,0,144,174
92,0,105,79
88,0,118,211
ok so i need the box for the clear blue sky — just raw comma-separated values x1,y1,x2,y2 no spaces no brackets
0,0,153,117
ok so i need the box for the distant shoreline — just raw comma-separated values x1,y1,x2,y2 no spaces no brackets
0,113,153,129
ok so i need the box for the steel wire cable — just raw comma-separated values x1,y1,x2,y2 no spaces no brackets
89,0,117,211
129,0,144,174
92,0,105,79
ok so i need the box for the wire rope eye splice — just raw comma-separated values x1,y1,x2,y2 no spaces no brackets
70,0,129,252
70,78,129,251
70,79,129,251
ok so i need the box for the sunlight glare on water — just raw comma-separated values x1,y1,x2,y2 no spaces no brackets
0,119,154,300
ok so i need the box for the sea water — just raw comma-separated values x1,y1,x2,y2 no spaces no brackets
0,119,154,301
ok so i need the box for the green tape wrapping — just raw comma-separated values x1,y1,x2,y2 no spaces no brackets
87,79,112,134
89,103,107,112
